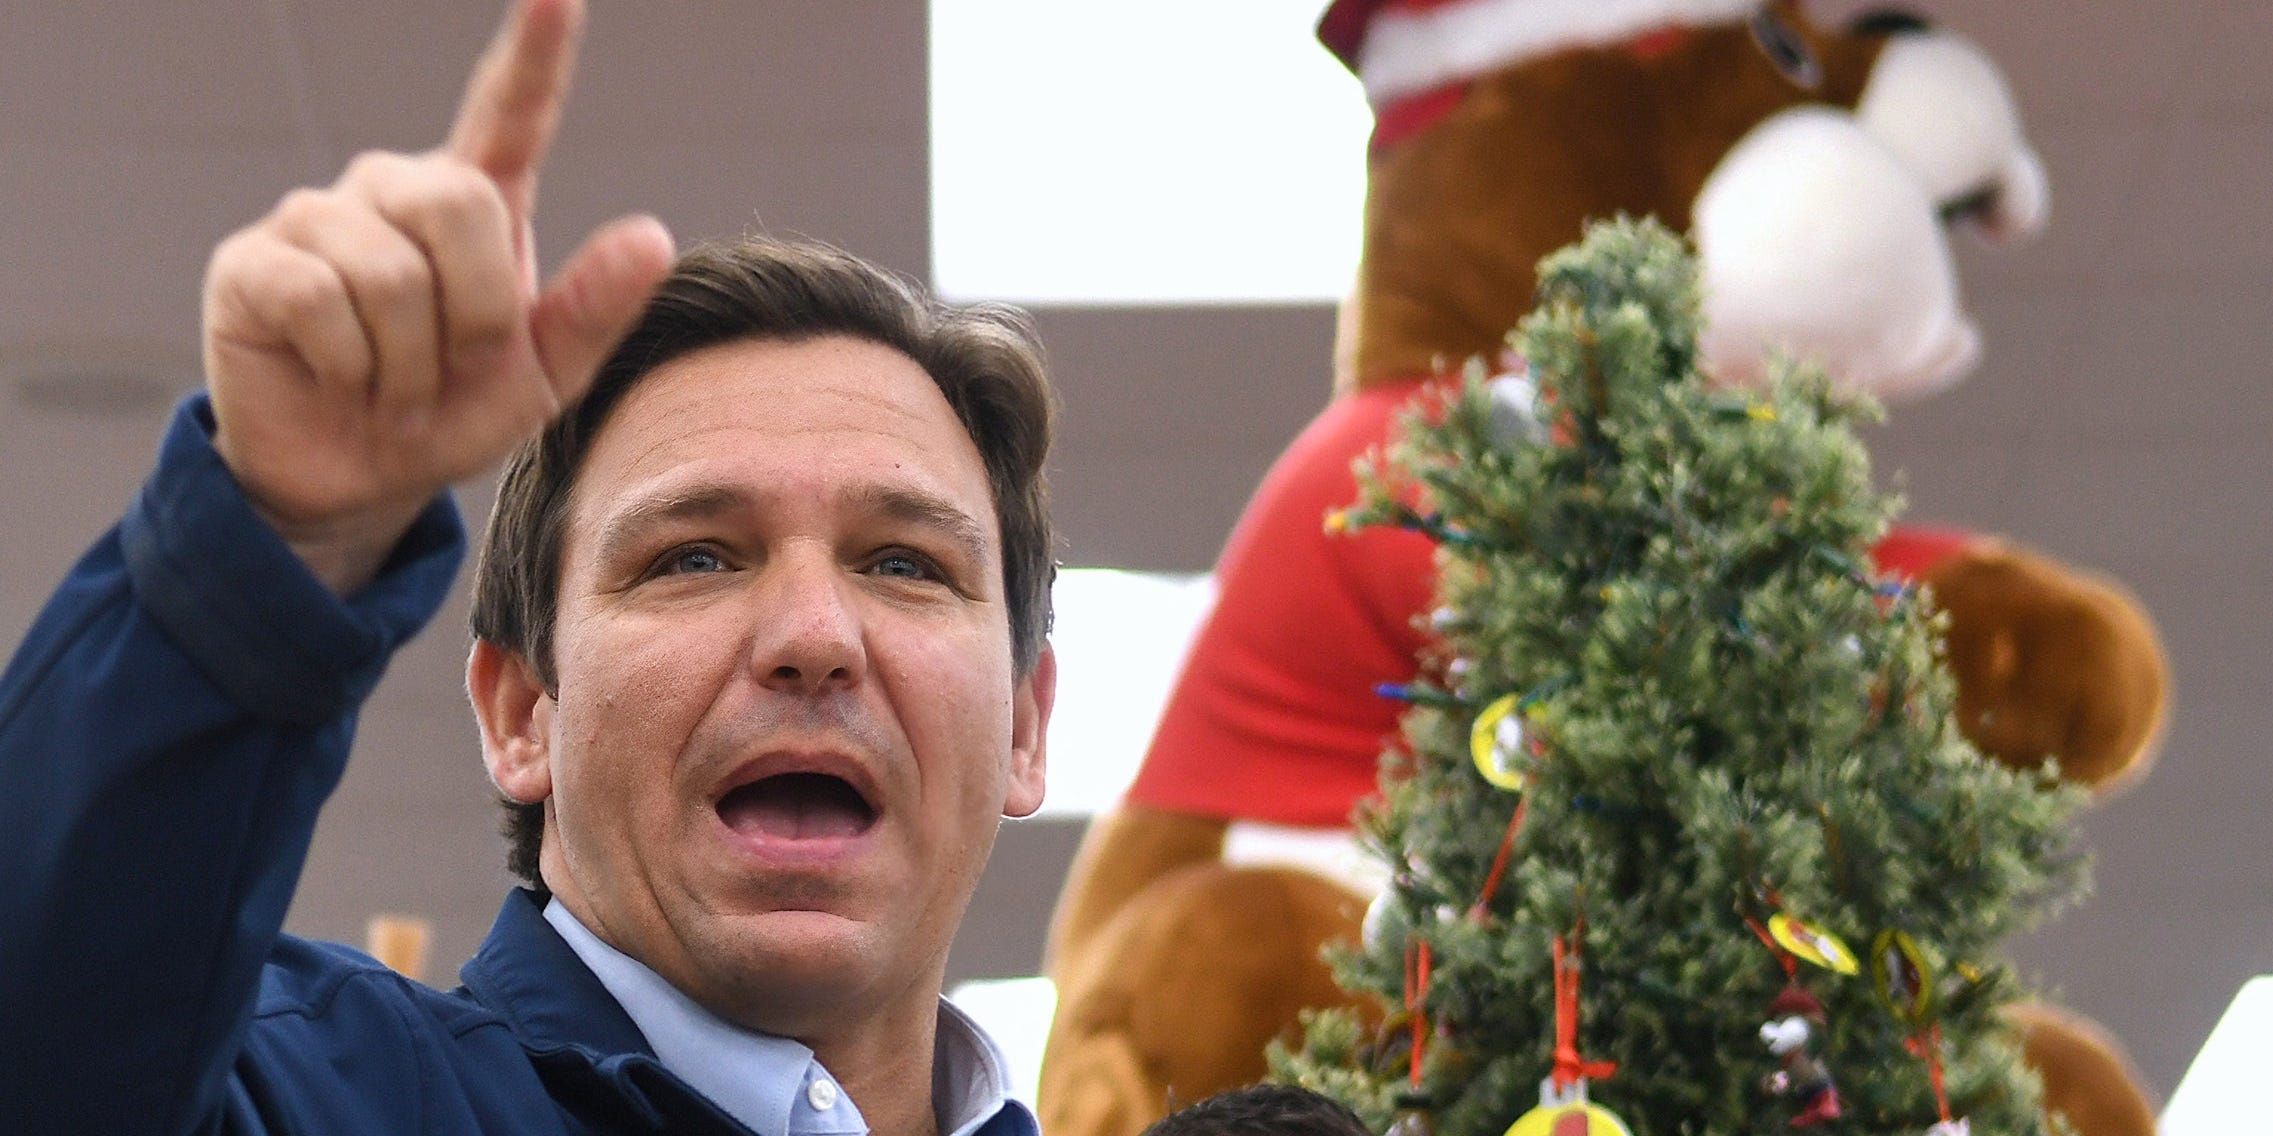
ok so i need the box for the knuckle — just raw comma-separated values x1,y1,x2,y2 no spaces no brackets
205,229,263,282
354,247,436,311
428,162,503,218
341,148,414,187
377,155,506,233
269,260,345,325
270,187,336,231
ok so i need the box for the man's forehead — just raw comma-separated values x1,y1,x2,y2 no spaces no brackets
571,336,992,499
623,339,935,425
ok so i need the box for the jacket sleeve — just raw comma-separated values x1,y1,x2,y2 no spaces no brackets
0,395,464,1135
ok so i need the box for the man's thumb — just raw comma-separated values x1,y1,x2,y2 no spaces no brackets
530,214,676,404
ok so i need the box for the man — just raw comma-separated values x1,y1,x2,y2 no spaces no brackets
0,1,1055,1133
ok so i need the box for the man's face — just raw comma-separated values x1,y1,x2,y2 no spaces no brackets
477,334,1050,1045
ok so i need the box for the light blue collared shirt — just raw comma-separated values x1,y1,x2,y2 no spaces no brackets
544,899,1019,1136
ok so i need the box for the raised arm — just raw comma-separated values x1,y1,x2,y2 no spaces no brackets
0,2,669,1130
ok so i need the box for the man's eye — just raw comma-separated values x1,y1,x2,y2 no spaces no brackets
657,546,730,576
872,551,939,581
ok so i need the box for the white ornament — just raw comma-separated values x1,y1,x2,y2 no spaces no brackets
1362,890,1396,952
1486,372,1550,449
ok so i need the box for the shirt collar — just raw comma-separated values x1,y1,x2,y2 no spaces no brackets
934,997,1021,1136
542,898,1024,1136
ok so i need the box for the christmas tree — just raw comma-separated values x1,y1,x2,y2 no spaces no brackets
1275,219,2086,1136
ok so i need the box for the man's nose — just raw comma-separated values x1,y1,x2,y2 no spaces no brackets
750,555,865,693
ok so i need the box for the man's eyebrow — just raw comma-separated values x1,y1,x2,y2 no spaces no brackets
854,485,992,567
592,485,748,563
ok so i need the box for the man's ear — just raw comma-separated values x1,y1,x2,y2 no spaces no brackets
1003,645,1055,819
468,639,553,805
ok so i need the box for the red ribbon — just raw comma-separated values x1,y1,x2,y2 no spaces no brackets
1743,914,1800,981
1469,796,1529,920
1404,939,1433,1089
1550,930,1618,1091
1905,1024,1953,1123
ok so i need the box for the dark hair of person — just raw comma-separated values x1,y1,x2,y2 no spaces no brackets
1141,1085,1374,1136
469,234,1057,887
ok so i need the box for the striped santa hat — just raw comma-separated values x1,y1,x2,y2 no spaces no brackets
1318,0,1765,109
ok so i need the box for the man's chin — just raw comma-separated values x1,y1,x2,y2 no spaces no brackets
686,909,887,1031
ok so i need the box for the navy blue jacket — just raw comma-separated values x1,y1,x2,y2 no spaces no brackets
0,399,1035,1136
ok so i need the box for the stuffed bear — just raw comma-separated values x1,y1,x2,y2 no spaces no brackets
1037,4,2167,1136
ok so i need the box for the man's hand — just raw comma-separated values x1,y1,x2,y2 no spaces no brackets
203,0,675,594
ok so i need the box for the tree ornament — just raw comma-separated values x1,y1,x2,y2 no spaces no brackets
1760,985,1843,1128
1503,1079,1633,1136
1385,1097,1436,1136
1363,891,1395,953
1468,694,1530,791
1484,371,1550,449
1517,924,1630,1132
1871,929,1936,1027
1547,931,1617,1091
1768,912,1860,976
1874,929,1970,1134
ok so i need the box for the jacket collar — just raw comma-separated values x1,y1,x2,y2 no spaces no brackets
454,889,1039,1136
458,887,655,1060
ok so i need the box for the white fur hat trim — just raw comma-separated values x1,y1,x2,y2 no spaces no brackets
1357,0,1761,106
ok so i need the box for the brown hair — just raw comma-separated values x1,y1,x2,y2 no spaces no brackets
1141,1086,1373,1136
470,235,1057,887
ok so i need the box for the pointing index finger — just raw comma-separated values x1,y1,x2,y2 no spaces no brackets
445,0,584,213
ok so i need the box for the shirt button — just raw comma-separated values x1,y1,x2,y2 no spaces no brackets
807,1078,840,1111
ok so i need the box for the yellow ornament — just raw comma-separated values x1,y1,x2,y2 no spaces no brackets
1769,912,1860,975
1469,694,1529,791
1503,1102,1633,1136
1871,928,1936,1027
1504,1080,1633,1136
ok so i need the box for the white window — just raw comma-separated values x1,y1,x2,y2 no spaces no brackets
929,0,1371,304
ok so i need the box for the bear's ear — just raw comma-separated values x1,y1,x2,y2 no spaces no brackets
1752,3,1825,90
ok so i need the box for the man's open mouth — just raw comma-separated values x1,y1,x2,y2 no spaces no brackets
716,772,879,840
